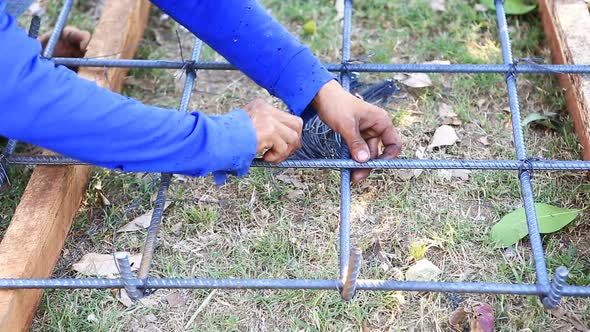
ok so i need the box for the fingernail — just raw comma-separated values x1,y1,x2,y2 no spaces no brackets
357,150,369,162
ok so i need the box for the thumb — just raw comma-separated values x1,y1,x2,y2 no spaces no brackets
341,126,370,162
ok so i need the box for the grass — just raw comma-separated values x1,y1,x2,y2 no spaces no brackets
0,0,585,331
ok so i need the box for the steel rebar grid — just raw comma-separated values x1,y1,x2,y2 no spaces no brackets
50,58,590,74
135,39,204,297
494,0,554,305
1,0,590,308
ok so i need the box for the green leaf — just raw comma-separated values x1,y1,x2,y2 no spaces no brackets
481,0,537,15
490,203,581,247
523,112,549,127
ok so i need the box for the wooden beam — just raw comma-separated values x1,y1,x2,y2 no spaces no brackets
539,0,590,160
0,1,150,330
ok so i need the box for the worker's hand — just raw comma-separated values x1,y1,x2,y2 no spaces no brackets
312,80,402,183
40,26,91,58
243,99,303,163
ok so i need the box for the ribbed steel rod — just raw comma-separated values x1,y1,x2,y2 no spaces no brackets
50,58,590,74
0,278,548,295
9,155,590,171
495,0,550,294
136,39,203,286
338,0,353,280
42,0,73,58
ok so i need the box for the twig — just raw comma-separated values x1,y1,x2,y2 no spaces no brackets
184,289,217,329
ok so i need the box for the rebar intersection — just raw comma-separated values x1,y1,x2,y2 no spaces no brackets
2,0,590,309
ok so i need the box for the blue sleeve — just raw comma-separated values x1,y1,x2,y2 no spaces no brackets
0,10,256,177
150,0,334,119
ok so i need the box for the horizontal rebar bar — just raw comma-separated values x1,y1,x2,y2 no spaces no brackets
0,278,547,295
8,155,590,171
50,58,590,74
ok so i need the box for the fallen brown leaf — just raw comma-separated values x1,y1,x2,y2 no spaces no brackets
428,0,446,11
449,307,467,328
478,137,490,146
166,292,186,308
427,125,459,151
394,73,433,88
73,252,142,277
438,103,462,126
118,201,172,233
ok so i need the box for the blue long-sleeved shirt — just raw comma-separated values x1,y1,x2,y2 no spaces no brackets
0,0,333,179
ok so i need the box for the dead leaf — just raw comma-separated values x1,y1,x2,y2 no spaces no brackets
286,189,305,200
427,125,459,151
166,292,185,308
405,259,442,281
438,169,470,181
425,59,451,65
276,173,305,189
478,137,490,146
476,98,486,108
550,308,590,332
98,191,111,206
118,201,172,233
371,239,393,272
415,146,427,159
171,221,183,234
397,169,423,180
428,0,446,11
470,304,495,332
438,103,462,126
116,289,134,307
173,174,188,183
394,73,433,88
73,252,142,277
474,3,488,12
361,320,371,332
335,0,344,20
449,307,468,328
143,313,158,323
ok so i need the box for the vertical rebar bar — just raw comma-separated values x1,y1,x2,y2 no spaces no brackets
115,252,143,301
542,266,569,309
494,0,550,292
136,39,203,288
340,247,362,301
338,0,353,281
0,15,41,189
42,0,73,58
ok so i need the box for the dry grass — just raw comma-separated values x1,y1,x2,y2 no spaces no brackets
6,0,587,331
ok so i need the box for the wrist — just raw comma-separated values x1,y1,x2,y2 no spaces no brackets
311,79,341,115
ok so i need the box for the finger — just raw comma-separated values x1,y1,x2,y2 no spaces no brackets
378,123,402,159
341,124,370,163
276,122,301,152
352,137,378,183
275,110,303,133
264,138,289,163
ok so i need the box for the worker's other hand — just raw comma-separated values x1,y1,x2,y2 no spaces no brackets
243,99,303,163
39,26,91,58
312,80,402,183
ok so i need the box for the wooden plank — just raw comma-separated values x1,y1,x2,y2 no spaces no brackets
539,0,590,160
0,1,150,330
